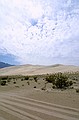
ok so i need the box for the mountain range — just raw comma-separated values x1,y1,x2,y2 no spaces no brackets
0,62,13,68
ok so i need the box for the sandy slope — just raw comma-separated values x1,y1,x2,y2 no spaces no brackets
0,88,79,120
0,64,79,76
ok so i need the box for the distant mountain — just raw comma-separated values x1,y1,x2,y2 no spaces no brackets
0,62,13,68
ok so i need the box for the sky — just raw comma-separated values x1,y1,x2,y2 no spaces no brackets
0,0,79,65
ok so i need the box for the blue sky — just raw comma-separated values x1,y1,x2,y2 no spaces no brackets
0,0,79,65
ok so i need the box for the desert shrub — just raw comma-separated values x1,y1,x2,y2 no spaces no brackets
27,81,30,85
34,86,36,88
0,76,8,80
76,88,79,93
70,86,74,89
52,85,56,89
55,73,69,88
21,78,24,81
24,76,29,80
73,77,78,81
33,76,37,82
46,74,56,84
69,80,73,86
13,81,16,84
1,80,6,86
46,73,73,89
73,81,76,84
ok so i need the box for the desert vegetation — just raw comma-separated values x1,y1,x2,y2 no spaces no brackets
33,76,38,82
24,76,29,80
0,72,79,93
45,72,73,89
76,88,79,93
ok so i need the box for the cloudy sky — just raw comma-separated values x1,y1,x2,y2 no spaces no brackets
0,0,79,65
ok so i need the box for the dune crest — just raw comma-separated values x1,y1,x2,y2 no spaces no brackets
0,64,79,76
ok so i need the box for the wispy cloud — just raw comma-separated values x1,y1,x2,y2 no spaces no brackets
0,0,79,65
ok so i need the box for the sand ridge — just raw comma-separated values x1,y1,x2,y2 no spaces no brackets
0,64,79,75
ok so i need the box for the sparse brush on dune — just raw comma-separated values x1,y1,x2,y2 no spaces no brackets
45,72,73,89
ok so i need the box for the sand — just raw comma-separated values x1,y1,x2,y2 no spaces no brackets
0,78,79,120
0,64,79,120
0,64,79,75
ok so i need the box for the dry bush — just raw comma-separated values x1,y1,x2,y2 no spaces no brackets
76,88,79,93
27,81,30,85
1,80,6,86
46,73,73,89
24,76,29,80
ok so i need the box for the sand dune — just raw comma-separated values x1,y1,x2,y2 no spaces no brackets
0,64,79,76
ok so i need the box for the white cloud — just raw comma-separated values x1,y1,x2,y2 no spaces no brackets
0,0,79,65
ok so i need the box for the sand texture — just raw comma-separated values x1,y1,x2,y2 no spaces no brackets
0,87,79,120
